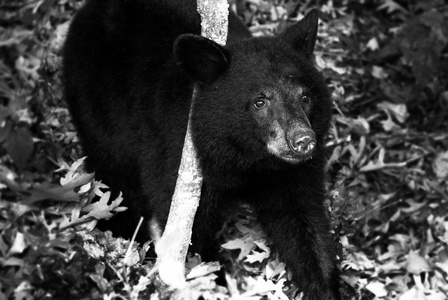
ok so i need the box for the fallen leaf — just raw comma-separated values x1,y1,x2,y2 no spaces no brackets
21,172,95,204
372,66,387,79
13,281,33,300
432,151,448,179
365,280,388,298
378,102,408,123
366,37,379,51
265,259,286,280
221,238,254,261
377,0,407,14
380,114,400,131
245,250,269,263
401,199,428,213
8,232,26,255
360,148,406,172
186,261,221,279
406,251,431,274
81,191,126,221
351,117,370,136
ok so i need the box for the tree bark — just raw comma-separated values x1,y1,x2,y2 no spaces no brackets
156,0,228,288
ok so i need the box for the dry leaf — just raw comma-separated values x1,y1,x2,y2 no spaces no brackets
432,151,448,179
406,251,431,274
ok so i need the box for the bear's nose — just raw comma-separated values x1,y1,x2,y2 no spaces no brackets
289,131,316,155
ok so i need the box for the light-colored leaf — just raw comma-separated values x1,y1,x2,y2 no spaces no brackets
221,238,254,261
13,281,33,300
378,102,408,123
130,275,152,298
380,114,400,131
360,148,407,172
253,239,270,255
50,21,70,53
365,280,388,297
186,261,221,279
406,251,431,274
245,250,269,263
401,199,428,213
59,156,87,185
59,191,126,230
371,66,387,79
351,117,370,136
240,277,289,300
265,259,286,280
89,264,108,293
82,191,126,221
2,257,24,267
432,151,448,179
83,241,104,259
378,0,407,14
8,232,26,255
366,37,379,51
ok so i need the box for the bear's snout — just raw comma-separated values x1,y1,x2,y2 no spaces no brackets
288,129,316,155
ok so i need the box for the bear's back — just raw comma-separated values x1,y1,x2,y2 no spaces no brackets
63,0,202,112
63,0,204,169
63,0,250,153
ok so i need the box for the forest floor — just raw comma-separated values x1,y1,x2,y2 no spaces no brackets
1,0,448,299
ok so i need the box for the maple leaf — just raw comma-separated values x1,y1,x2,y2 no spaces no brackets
82,191,126,220
59,191,126,230
58,156,87,185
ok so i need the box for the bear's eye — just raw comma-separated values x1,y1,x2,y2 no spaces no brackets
254,99,266,109
302,93,312,107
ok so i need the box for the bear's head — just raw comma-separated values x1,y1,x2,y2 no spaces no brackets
174,10,331,170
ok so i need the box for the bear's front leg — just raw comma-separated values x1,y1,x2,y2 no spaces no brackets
190,183,229,262
251,178,341,300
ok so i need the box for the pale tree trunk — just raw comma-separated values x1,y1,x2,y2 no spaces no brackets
156,0,229,288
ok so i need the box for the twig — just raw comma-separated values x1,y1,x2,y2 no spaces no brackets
124,216,144,262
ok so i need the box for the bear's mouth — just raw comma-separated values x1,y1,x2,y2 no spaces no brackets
279,152,313,164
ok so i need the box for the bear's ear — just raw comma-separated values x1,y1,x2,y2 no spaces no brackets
173,34,231,84
280,9,319,59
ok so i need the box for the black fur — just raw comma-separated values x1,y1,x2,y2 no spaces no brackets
63,0,340,298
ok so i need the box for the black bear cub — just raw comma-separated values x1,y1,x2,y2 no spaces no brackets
63,0,340,298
